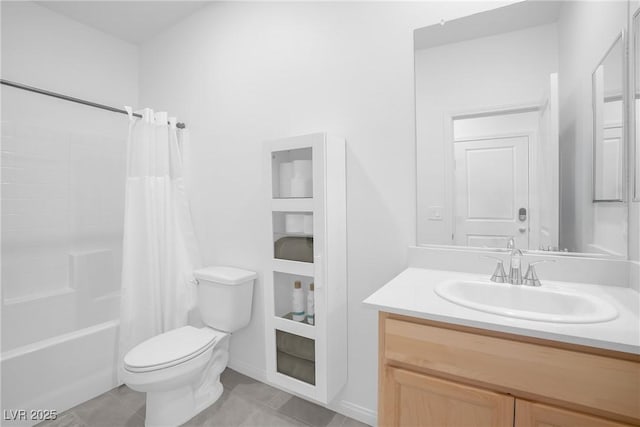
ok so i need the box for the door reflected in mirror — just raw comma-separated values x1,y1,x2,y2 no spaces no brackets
592,33,625,202
451,110,552,250
415,1,629,258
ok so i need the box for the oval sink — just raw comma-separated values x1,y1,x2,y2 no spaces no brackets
434,280,618,323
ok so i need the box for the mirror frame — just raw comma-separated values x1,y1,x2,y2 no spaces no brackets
592,30,627,203
633,7,640,202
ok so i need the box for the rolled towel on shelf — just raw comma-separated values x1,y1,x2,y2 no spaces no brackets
291,159,312,197
274,237,313,263
285,214,305,233
303,215,313,235
279,162,293,198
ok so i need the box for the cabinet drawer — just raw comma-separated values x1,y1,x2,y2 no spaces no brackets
383,316,640,423
515,400,633,427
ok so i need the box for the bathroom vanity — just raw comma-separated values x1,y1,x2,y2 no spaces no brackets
399,0,640,423
364,268,640,427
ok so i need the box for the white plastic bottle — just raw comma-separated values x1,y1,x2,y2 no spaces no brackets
292,281,305,321
306,283,315,325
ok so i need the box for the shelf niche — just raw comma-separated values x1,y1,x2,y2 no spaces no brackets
276,329,316,386
273,212,314,263
273,271,315,325
271,147,313,199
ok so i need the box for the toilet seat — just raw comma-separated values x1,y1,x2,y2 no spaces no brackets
124,326,225,373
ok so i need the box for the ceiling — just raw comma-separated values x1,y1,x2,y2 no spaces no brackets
414,0,561,51
36,1,209,44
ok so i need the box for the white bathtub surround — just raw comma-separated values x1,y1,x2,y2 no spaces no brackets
364,268,640,354
119,108,202,377
1,321,121,427
1,3,138,422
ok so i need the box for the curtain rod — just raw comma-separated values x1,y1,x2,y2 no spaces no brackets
0,79,186,129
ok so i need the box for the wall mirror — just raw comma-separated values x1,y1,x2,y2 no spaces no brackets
415,0,630,258
592,33,625,202
634,7,640,201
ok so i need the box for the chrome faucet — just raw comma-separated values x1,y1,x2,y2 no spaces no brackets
523,259,557,287
483,256,507,283
506,238,523,285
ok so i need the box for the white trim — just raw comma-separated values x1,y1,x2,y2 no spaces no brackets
586,243,626,258
226,358,269,384
1,320,119,361
413,243,619,258
3,287,75,306
330,399,376,426
448,101,541,121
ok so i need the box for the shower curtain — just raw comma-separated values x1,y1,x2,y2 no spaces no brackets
118,108,202,374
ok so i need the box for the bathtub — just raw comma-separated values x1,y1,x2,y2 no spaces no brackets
1,320,121,426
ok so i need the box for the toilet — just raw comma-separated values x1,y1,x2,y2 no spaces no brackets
122,266,257,427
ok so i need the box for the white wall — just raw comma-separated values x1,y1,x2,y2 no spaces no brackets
1,2,138,112
1,1,138,347
415,24,558,246
138,1,514,423
557,0,629,255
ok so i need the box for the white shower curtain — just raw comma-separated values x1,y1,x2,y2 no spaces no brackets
118,108,202,374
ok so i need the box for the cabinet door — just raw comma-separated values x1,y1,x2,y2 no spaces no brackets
515,400,632,427
381,367,514,427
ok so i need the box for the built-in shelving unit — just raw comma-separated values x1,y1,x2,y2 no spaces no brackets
264,133,347,403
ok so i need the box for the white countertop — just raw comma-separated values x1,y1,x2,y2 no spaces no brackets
363,268,640,354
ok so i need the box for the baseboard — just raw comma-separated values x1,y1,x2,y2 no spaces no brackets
330,399,377,426
227,359,269,384
226,360,376,426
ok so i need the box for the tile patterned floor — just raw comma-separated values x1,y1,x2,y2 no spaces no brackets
35,369,370,427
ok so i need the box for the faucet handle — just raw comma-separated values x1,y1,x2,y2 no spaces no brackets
523,260,556,287
482,255,507,283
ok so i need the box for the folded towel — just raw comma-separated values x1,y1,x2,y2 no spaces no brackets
274,237,313,263
276,328,315,362
277,350,315,385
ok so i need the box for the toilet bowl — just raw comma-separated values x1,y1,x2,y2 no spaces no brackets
123,266,257,427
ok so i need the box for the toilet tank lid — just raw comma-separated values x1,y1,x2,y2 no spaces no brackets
194,266,257,285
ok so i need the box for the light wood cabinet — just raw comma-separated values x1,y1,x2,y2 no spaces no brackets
378,312,640,427
515,400,631,427
383,367,514,427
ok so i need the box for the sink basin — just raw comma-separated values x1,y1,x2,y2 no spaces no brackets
434,280,618,323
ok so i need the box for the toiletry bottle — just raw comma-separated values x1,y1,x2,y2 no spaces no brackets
292,281,305,321
306,283,315,325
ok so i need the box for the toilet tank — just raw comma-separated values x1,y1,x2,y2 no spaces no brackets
193,266,257,333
